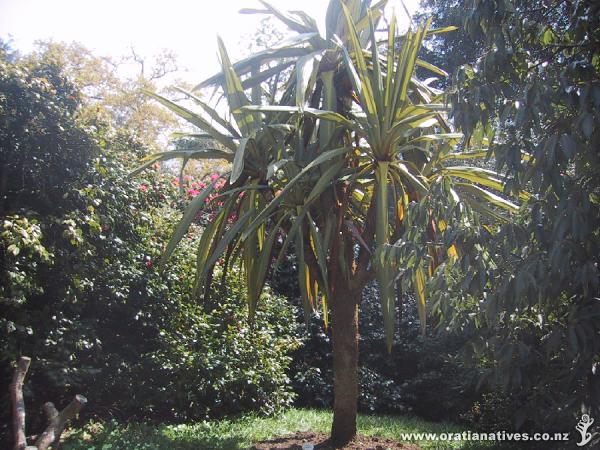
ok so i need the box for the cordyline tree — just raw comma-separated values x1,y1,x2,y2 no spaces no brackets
134,0,527,445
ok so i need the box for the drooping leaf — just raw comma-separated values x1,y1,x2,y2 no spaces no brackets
217,36,261,136
240,105,356,129
296,51,323,110
130,149,234,176
160,182,216,265
143,89,237,151
231,138,255,184
414,266,427,335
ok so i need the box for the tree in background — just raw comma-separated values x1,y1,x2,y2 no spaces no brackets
137,0,527,444
24,41,181,149
421,0,600,431
415,0,482,87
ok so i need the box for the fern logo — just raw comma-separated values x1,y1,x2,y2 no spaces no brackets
576,414,594,447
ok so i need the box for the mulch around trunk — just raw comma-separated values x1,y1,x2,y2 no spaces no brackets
250,431,420,450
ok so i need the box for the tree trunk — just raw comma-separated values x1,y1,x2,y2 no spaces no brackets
11,356,31,450
330,272,360,447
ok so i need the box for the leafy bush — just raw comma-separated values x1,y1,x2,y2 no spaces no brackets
143,261,302,421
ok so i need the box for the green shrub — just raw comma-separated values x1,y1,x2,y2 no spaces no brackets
143,261,302,421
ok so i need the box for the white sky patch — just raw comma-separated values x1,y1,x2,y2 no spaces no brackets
0,0,419,85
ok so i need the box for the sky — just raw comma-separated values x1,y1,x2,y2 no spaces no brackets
0,0,419,85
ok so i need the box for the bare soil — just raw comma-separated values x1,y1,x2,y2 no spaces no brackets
250,431,420,450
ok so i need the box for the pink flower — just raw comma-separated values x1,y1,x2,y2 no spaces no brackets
187,189,200,197
210,173,219,181
145,260,153,269
139,184,149,192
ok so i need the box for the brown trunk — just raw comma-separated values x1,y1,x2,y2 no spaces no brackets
330,272,360,447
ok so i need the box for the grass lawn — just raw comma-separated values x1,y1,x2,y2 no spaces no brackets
62,408,494,450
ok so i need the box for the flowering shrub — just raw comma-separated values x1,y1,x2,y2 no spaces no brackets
169,173,236,225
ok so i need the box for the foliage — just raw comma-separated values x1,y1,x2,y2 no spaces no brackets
0,50,96,214
0,47,300,444
141,261,302,421
61,408,493,450
415,0,482,88
420,0,600,430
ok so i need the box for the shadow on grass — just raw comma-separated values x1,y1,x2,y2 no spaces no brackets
62,409,497,450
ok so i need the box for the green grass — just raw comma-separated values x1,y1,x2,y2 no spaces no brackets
62,408,494,450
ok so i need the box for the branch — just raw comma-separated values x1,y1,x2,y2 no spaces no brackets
10,356,30,450
35,395,88,450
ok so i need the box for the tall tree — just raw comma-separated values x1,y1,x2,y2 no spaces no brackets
136,0,526,444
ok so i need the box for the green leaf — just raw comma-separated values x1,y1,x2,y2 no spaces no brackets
241,61,295,91
248,212,290,318
296,51,323,110
425,25,458,36
173,87,241,138
217,36,261,136
441,150,488,160
193,196,237,296
437,166,530,201
394,162,429,196
339,3,378,119
194,33,318,90
130,149,233,176
242,146,353,240
375,162,395,352
231,138,255,184
161,183,216,265
416,59,448,77
414,267,427,335
307,213,330,300
258,0,317,34
143,89,237,151
203,211,252,274
240,105,356,129
456,182,519,212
